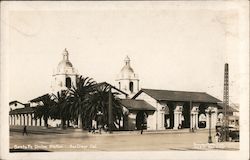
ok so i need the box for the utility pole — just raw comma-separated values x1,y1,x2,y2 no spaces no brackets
223,63,229,141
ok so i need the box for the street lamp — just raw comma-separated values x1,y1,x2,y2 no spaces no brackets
207,107,215,143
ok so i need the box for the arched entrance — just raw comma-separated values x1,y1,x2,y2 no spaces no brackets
198,103,208,128
199,114,206,128
136,111,147,130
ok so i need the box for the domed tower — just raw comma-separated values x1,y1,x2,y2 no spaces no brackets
116,56,139,98
51,48,78,94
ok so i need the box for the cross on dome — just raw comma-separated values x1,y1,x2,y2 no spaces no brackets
62,48,69,61
124,55,130,65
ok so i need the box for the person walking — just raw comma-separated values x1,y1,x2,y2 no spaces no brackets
140,123,144,134
23,126,28,136
215,132,220,143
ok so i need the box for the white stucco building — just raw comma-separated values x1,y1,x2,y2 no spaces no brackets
116,57,222,131
9,53,225,131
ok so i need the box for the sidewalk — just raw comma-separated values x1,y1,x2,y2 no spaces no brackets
10,125,87,134
10,125,214,135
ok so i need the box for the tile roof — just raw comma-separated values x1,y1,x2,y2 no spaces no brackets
9,107,36,115
29,94,50,103
120,99,156,111
133,88,221,103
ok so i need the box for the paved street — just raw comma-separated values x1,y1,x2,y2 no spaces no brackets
10,129,239,152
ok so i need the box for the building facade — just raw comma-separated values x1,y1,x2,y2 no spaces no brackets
10,52,226,131
119,89,221,131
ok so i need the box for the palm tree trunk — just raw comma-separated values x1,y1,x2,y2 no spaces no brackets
67,119,70,128
108,89,113,133
61,118,65,129
78,114,83,129
119,119,121,130
44,118,48,128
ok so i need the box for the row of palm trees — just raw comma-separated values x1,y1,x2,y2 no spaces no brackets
32,76,124,130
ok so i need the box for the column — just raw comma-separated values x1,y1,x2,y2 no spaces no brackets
195,113,199,129
178,113,182,127
174,112,178,129
19,115,21,125
20,114,23,126
37,118,40,126
30,114,32,126
13,115,16,125
213,108,218,129
11,115,14,125
211,113,214,128
30,114,33,126
11,115,13,125
10,115,13,125
16,115,19,125
190,114,193,128
23,114,26,126
173,103,183,129
32,114,35,126
27,114,30,126
206,113,210,129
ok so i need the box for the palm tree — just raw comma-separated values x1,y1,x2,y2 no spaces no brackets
68,76,97,129
87,83,124,131
32,94,55,128
51,90,70,129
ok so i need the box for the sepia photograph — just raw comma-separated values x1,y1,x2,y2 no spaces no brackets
0,1,249,160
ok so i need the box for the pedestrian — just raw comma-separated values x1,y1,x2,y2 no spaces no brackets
178,124,182,129
98,125,102,134
141,124,144,134
215,132,220,143
23,126,28,136
92,126,96,134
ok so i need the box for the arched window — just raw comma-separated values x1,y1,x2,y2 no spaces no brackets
118,82,121,90
129,82,133,92
66,77,71,88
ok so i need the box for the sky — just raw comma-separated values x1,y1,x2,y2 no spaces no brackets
4,2,241,104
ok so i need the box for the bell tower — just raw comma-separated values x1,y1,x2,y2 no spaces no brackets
51,49,78,94
116,56,139,98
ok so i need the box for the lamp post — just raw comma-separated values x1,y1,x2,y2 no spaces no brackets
207,107,215,143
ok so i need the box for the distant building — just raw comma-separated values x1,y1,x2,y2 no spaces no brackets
217,103,239,128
